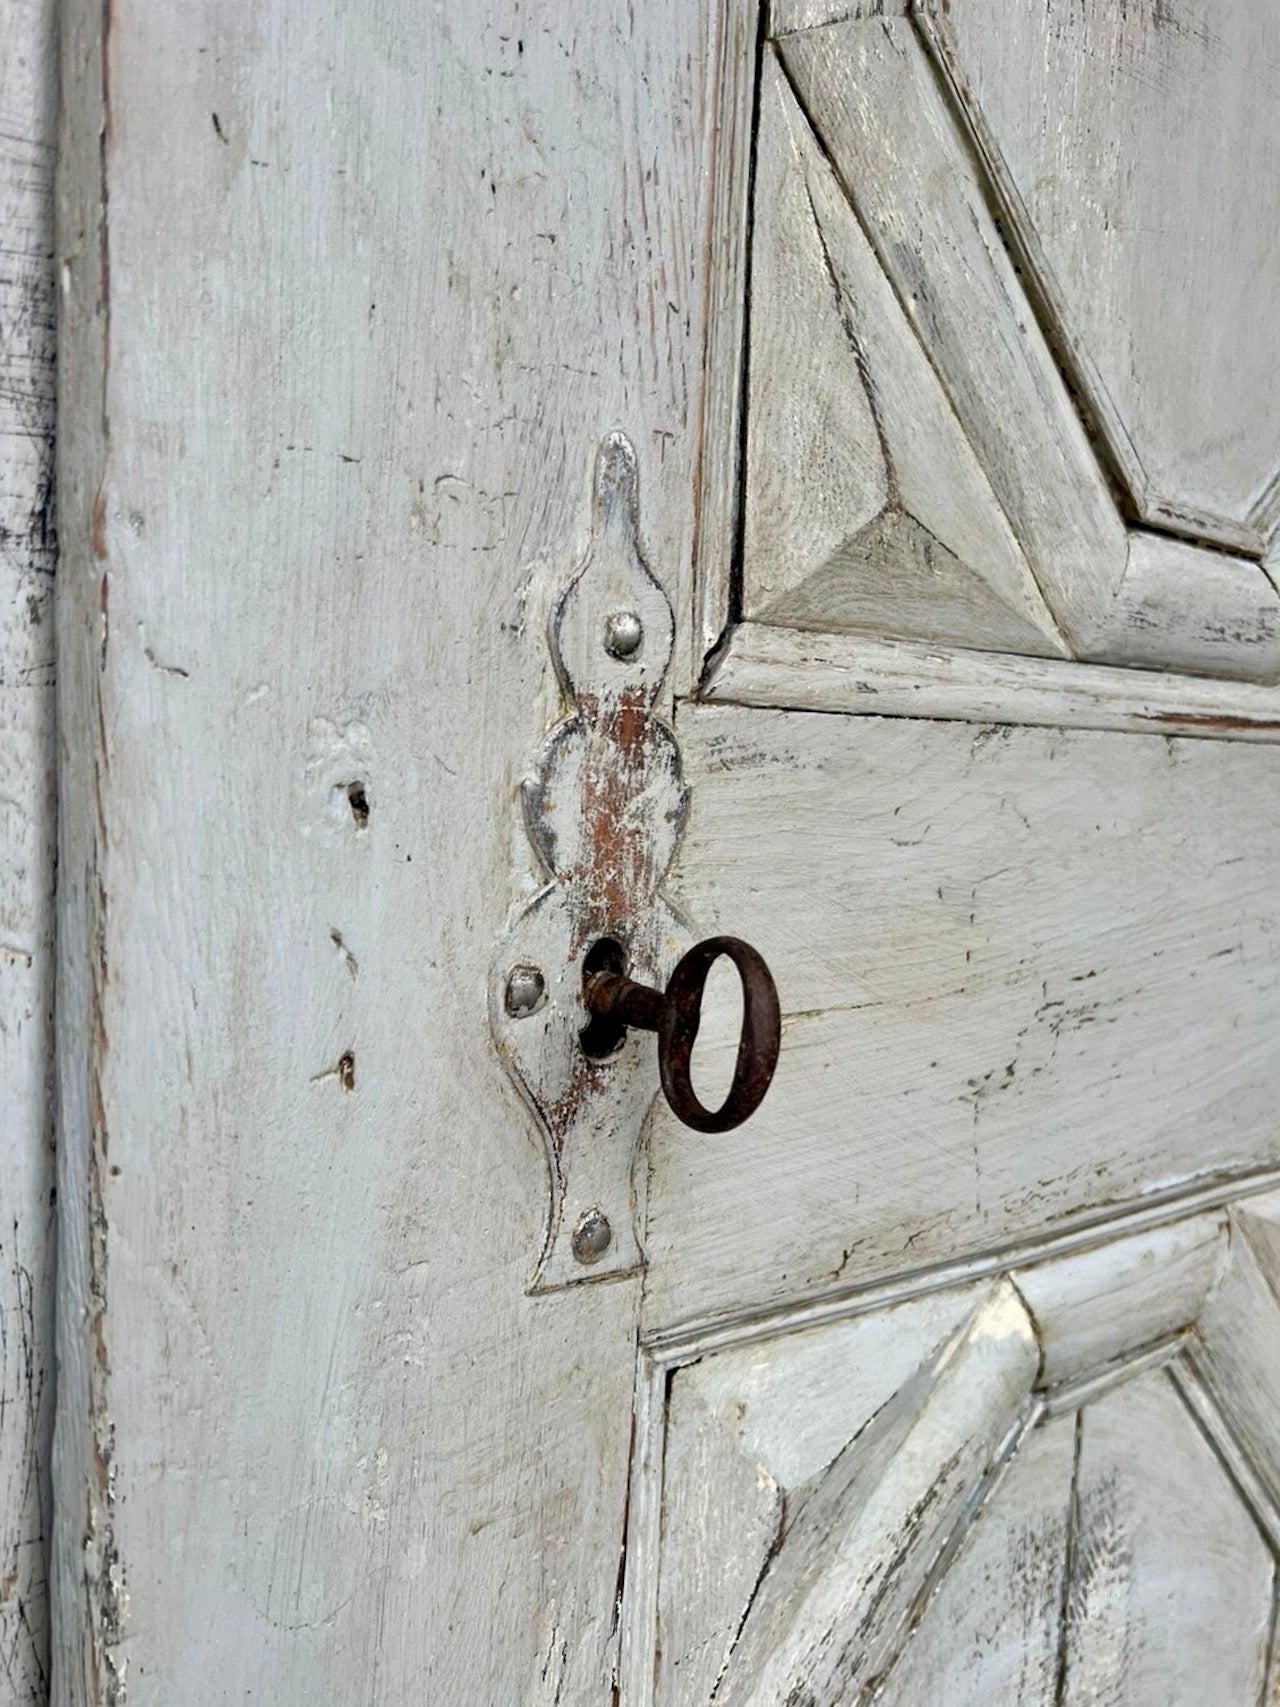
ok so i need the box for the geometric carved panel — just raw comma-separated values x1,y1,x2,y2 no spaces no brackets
621,1199,1280,1704
876,1376,1273,1706
720,4,1280,687
921,0,1280,558
744,58,1070,659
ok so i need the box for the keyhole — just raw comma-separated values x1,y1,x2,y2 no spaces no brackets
579,937,628,1060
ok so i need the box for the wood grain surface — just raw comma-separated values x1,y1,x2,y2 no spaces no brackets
52,0,715,1698
0,0,56,1697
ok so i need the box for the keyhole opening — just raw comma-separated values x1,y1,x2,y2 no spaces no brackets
579,937,628,1061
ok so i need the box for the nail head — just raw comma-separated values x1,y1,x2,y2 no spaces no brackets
603,609,643,660
572,1208,613,1264
504,963,546,1019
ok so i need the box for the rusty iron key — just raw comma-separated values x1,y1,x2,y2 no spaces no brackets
583,935,781,1134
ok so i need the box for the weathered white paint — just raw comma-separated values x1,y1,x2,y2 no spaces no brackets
1012,1216,1226,1389
705,622,1280,742
714,1282,1039,1707
650,704,1280,1330
647,1283,988,1704
52,0,715,1699
626,1203,1280,1703
0,0,56,1697
43,0,1280,1698
699,4,1280,682
741,57,1068,657
919,0,1280,555
872,1413,1074,1707
775,14,1280,675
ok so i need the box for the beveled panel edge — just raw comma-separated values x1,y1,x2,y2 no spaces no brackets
639,1162,1280,1366
699,621,1280,743
693,0,1280,689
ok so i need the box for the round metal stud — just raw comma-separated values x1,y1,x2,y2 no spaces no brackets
571,1207,613,1265
504,963,547,1019
603,609,643,660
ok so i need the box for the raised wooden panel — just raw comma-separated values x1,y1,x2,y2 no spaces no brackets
648,703,1280,1331
650,1284,998,1703
919,0,1280,557
742,57,1067,658
703,4,1280,693
624,1209,1280,1705
1060,1376,1272,1706
873,1416,1072,1707
713,1282,1038,1706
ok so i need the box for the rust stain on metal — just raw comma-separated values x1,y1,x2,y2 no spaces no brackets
493,431,687,1286
574,689,665,947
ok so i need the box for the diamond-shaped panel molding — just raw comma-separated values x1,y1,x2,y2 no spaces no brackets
637,1236,1280,1707
921,0,1280,556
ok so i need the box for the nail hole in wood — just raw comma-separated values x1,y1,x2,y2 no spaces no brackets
346,781,370,828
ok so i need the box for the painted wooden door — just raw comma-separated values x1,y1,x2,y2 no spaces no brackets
47,0,1280,1703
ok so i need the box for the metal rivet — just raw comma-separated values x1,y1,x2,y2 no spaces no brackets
603,609,643,660
572,1207,612,1264
504,964,546,1019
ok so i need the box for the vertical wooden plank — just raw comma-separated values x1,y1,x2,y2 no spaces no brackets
0,0,57,1697
52,0,714,1700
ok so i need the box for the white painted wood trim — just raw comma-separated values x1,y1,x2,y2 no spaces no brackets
695,0,1280,686
700,621,1280,742
643,1168,1280,1366
616,1355,669,1707
0,0,58,1693
622,1185,1280,1702
692,0,762,668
